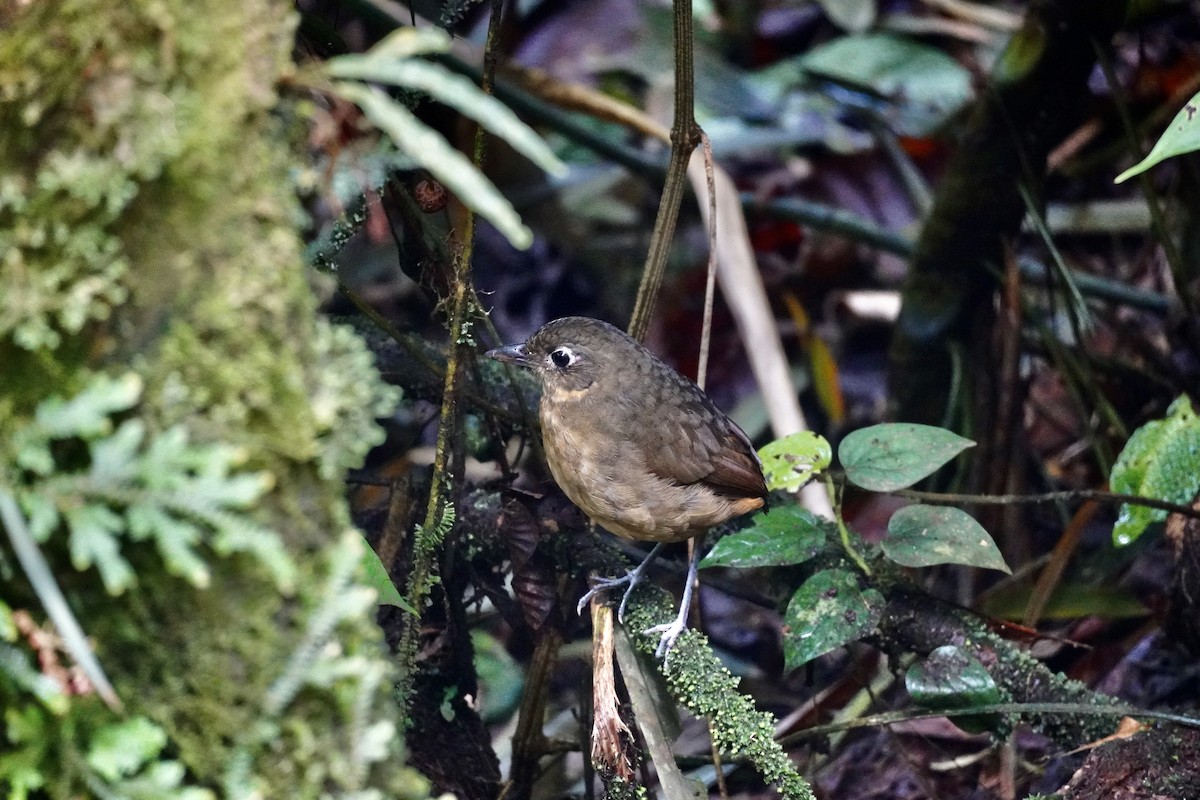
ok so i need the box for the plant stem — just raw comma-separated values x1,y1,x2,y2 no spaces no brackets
825,474,872,577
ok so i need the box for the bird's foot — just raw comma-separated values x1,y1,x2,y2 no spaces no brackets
644,603,689,659
576,570,644,622
577,542,666,621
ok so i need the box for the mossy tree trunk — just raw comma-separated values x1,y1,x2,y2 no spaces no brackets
0,1,418,795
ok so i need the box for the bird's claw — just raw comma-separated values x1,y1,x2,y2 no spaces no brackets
576,570,641,622
645,617,687,659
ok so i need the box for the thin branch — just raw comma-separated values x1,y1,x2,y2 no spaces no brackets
894,486,1200,520
627,0,699,341
695,132,718,392
394,0,506,717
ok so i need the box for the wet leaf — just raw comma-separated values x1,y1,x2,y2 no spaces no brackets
701,507,830,569
1111,395,1200,546
884,505,1010,573
839,423,974,491
783,569,884,670
906,645,1003,734
759,432,832,493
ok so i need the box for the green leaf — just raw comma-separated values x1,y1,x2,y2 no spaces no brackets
127,505,210,588
701,506,829,569
782,569,884,670
813,0,876,32
14,375,294,596
799,33,972,136
1116,89,1200,183
0,643,68,713
978,580,1148,621
117,760,214,798
884,504,1010,573
33,373,142,440
64,504,135,594
86,717,168,782
20,493,59,542
758,431,832,493
0,599,14,642
1111,395,1200,545
839,423,974,491
906,645,1003,734
332,81,534,250
88,418,145,482
15,373,143,475
360,545,417,614
471,629,524,723
326,58,566,179
362,26,451,60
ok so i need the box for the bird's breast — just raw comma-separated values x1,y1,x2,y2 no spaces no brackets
538,395,756,543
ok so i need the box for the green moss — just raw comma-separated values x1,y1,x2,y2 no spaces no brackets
625,590,816,800
0,0,412,795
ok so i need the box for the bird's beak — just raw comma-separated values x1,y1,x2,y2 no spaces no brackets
486,342,531,367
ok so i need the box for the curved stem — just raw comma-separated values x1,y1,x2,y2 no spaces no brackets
825,474,872,577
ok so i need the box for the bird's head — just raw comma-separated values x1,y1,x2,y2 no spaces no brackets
486,317,634,396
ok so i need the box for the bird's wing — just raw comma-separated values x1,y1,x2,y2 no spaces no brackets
639,388,767,499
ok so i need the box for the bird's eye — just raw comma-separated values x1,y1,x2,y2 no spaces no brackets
549,347,575,369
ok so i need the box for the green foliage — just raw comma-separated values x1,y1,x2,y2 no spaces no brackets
1115,89,1200,183
0,600,14,642
1110,395,1200,545
325,27,566,250
884,505,1011,574
0,0,207,352
8,373,294,595
86,717,214,798
625,592,817,800
712,425,1009,667
0,642,68,715
360,546,417,614
701,507,829,569
782,569,885,670
905,645,1006,735
839,423,974,492
0,1,419,796
309,319,403,481
758,431,831,493
812,0,876,33
797,33,973,136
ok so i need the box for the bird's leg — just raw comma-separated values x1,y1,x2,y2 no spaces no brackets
645,540,704,658
576,542,667,621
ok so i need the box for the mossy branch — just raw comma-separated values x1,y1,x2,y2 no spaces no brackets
623,590,817,800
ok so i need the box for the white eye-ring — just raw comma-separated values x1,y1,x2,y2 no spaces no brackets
549,347,576,369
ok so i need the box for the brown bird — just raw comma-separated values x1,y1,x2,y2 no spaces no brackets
487,317,767,655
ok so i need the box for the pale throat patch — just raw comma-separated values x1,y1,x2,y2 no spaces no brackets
544,382,593,404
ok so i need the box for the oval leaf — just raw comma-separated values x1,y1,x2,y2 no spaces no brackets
701,506,830,569
906,645,1000,708
783,569,884,670
758,432,832,493
884,505,1010,573
798,33,972,136
906,645,1003,734
839,423,974,491
1116,89,1200,183
1110,395,1200,546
